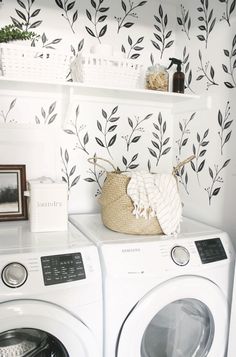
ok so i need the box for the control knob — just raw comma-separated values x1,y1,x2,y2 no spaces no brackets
2,263,28,288
171,246,190,266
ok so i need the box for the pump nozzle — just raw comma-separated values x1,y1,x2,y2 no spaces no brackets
167,58,182,71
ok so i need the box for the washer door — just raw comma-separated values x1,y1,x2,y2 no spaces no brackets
0,300,98,357
117,276,228,357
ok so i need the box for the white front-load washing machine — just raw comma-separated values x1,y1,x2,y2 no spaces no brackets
70,213,235,357
0,220,102,357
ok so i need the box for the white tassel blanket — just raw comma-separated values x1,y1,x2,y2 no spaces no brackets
127,172,182,235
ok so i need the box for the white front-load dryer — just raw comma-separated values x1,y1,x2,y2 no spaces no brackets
0,220,102,357
70,213,235,357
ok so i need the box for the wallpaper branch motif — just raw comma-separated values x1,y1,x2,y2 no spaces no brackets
205,159,230,205
11,0,42,31
122,153,139,170
148,112,171,167
176,112,196,155
84,153,106,196
121,35,144,59
182,46,194,93
152,5,174,59
0,99,16,124
55,0,78,33
219,0,236,26
115,0,147,33
35,101,57,125
197,0,216,49
61,147,80,194
222,34,236,88
177,4,191,40
123,113,153,151
218,101,232,155
64,105,89,155
85,0,109,43
175,159,190,195
37,33,62,49
191,129,209,185
95,106,119,159
71,39,85,56
197,50,219,89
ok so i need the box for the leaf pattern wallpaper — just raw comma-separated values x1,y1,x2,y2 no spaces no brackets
0,0,235,237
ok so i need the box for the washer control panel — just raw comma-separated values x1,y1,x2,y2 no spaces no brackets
195,238,227,264
41,252,86,286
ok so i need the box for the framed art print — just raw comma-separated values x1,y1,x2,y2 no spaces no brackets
0,165,28,221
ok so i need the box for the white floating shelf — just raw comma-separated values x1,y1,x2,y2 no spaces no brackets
0,77,200,106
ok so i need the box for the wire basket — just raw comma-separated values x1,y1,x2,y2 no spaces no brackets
71,54,143,88
0,44,71,82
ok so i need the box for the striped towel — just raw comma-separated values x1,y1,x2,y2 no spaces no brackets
127,171,182,235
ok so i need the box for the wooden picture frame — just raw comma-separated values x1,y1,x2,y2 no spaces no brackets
0,165,28,221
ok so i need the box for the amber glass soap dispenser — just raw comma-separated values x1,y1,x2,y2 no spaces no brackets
168,58,185,93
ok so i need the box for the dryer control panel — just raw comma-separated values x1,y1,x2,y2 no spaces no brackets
195,238,227,264
41,252,86,286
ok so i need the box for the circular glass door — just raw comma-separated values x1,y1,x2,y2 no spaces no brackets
0,328,69,356
117,276,228,357
141,298,214,357
0,300,98,357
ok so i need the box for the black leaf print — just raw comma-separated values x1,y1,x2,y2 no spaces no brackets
182,46,194,93
122,153,139,170
175,157,190,195
95,106,120,159
70,39,85,61
84,153,106,196
115,0,147,33
217,101,233,155
55,0,63,9
121,36,144,59
176,112,196,155
197,50,219,89
0,98,17,124
35,32,62,49
177,4,191,40
11,0,42,31
152,5,174,59
191,129,210,185
86,0,109,43
222,34,236,88
95,137,105,147
54,0,78,33
64,105,89,154
197,0,216,48
205,159,231,205
60,147,80,196
219,0,236,26
148,113,171,167
35,101,57,125
122,113,153,151
108,135,117,147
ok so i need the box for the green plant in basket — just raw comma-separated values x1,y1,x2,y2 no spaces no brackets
0,24,38,43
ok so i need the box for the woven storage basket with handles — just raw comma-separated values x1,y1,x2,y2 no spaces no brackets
88,156,195,235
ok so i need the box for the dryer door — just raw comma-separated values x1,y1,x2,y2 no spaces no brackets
117,276,228,357
0,300,98,357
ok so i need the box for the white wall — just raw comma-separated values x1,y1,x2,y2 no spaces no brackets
0,0,235,241
174,0,236,242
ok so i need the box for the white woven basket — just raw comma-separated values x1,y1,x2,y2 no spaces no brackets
0,44,71,82
71,54,143,88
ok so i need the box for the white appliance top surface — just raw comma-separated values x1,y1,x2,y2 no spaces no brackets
0,220,93,254
69,213,222,245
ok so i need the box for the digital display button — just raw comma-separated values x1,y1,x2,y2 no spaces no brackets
195,238,227,264
41,252,86,286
